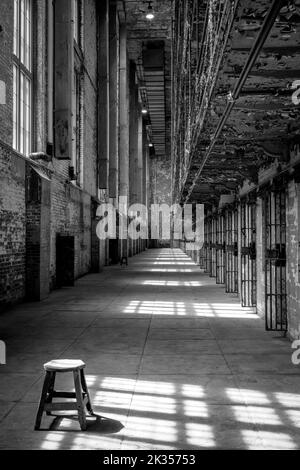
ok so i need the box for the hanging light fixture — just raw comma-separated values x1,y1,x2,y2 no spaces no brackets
146,1,154,20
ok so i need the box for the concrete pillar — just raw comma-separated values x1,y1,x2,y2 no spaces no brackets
137,113,143,253
119,23,129,259
108,1,119,263
256,197,264,316
286,179,300,339
97,0,110,268
129,62,138,256
25,167,50,301
54,0,73,159
143,125,149,250
109,1,119,201
98,0,109,191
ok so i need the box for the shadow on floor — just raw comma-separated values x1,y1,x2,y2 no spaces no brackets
44,414,124,434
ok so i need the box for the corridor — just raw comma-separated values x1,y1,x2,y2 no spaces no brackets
0,249,300,450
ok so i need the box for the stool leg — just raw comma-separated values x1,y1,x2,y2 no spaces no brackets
46,372,56,416
80,369,94,415
73,370,87,431
34,371,52,430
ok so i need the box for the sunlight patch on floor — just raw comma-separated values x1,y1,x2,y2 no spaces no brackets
38,367,300,450
258,431,297,450
275,392,300,408
143,280,206,287
40,432,67,450
185,423,215,448
123,416,177,443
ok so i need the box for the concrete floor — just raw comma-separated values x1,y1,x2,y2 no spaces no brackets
0,248,300,450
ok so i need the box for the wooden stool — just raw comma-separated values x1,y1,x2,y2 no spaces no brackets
34,359,94,431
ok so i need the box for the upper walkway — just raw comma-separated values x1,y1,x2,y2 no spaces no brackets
0,248,300,449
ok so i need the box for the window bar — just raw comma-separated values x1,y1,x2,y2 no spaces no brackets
211,215,217,278
216,211,225,284
225,206,238,294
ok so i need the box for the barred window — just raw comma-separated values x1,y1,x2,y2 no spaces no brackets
71,0,83,186
13,0,32,156
72,68,83,185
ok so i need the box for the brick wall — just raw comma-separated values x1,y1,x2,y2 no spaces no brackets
82,0,98,197
150,156,172,206
25,166,51,301
0,0,100,308
0,145,26,310
149,155,172,247
47,0,99,285
256,197,265,319
0,0,13,146
286,180,300,340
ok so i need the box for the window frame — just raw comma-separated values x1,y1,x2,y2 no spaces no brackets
71,0,84,187
13,0,33,156
71,64,83,186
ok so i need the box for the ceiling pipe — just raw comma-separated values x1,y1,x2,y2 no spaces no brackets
183,0,285,205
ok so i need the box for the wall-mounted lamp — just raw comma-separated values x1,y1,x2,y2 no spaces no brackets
149,143,154,148
142,107,148,115
146,2,155,20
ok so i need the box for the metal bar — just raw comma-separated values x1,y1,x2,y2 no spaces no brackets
184,0,284,204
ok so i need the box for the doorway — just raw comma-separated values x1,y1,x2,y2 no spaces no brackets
56,235,75,287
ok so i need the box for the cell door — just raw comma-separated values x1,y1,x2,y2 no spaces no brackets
202,217,210,272
225,207,238,293
264,187,287,331
204,216,212,274
210,215,217,278
199,218,206,269
241,197,257,307
216,212,225,284
199,243,205,269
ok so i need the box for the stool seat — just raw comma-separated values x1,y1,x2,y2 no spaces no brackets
44,359,85,372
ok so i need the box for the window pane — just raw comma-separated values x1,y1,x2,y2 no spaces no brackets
24,75,31,155
72,71,77,165
13,65,18,150
14,0,19,57
20,0,25,65
20,72,24,154
13,0,31,155
13,67,31,155
25,0,31,70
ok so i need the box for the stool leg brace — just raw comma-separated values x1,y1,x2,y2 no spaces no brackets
35,369,94,431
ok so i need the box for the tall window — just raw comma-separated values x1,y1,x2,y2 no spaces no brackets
72,68,82,185
71,0,83,186
13,0,32,155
